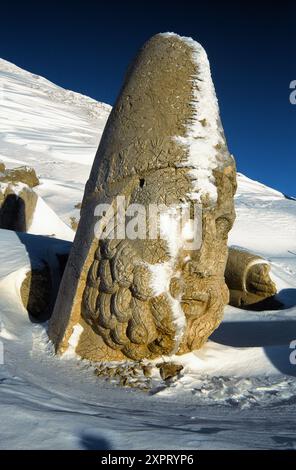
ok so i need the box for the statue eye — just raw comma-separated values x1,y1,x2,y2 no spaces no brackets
215,216,231,237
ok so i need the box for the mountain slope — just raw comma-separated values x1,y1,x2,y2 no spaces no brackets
0,58,111,227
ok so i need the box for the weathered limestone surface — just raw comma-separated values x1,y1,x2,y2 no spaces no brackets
49,33,237,361
0,165,39,188
225,248,277,307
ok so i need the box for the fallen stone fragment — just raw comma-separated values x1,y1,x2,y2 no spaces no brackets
21,264,52,320
0,165,39,188
0,183,38,232
225,248,278,308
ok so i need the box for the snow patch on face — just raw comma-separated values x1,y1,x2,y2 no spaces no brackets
149,260,185,350
0,320,17,340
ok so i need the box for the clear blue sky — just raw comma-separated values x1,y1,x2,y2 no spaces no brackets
1,0,295,196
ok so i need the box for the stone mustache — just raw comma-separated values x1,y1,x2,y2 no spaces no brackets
49,33,237,361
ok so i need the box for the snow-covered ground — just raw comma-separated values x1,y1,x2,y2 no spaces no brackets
0,59,295,450
0,58,111,228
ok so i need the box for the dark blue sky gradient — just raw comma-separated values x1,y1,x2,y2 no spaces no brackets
1,0,295,196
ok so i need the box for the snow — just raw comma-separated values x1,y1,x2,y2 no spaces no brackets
0,59,295,450
163,33,227,203
148,208,192,348
28,195,74,241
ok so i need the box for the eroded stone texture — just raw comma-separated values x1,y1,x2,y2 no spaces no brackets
225,248,277,308
49,33,237,361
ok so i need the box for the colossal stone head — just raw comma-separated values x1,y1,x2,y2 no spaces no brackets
49,33,237,361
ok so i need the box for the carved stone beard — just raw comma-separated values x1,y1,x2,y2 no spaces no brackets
48,33,237,362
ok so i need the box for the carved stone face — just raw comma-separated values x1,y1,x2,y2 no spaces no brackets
81,159,236,360
48,33,237,361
